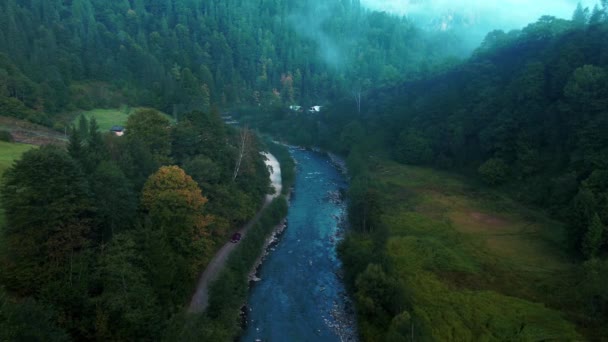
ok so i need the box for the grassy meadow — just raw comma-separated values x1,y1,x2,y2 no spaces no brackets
73,107,134,131
361,159,584,340
72,107,175,132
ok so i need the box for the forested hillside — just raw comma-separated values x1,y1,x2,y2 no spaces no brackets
0,0,465,127
246,8,608,340
3,0,608,340
257,7,608,259
0,0,471,340
0,108,270,340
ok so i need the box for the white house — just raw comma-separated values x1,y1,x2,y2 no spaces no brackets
308,105,322,113
110,125,125,136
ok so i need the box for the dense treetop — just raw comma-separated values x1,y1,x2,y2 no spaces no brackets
0,0,467,125
244,7,608,340
2,0,608,340
0,109,270,339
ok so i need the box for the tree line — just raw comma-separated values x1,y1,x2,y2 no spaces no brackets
1,108,270,340
0,0,467,128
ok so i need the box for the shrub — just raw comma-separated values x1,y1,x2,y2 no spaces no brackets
0,130,13,142
478,158,509,185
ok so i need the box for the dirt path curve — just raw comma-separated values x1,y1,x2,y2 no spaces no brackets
188,152,282,313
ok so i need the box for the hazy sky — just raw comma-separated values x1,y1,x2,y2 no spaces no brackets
359,0,600,31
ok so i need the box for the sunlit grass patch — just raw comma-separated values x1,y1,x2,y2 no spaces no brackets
73,107,133,131
370,159,581,339
376,160,467,192
386,255,580,341
72,107,175,132
377,160,571,273
387,236,480,274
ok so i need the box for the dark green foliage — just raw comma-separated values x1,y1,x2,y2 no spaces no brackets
355,264,403,324
582,213,605,258
2,1,608,340
340,121,366,154
265,140,296,194
90,161,136,241
96,231,163,339
0,146,92,295
251,18,608,260
244,14,608,341
0,288,69,342
580,258,608,316
0,0,468,122
165,197,290,340
348,176,383,233
0,53,49,124
478,158,509,185
0,106,274,339
202,197,288,339
0,130,12,142
69,115,109,174
396,130,433,165
183,156,222,186
126,109,172,163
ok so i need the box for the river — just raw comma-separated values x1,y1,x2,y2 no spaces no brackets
242,148,357,341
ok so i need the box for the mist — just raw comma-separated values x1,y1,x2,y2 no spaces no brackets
289,3,345,69
360,0,600,47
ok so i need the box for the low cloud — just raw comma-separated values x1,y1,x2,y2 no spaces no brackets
289,3,344,69
360,0,600,31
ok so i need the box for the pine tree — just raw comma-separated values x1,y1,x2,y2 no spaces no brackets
1,146,92,295
572,3,589,27
583,213,604,258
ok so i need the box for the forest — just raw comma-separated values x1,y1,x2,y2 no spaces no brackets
2,0,608,340
255,5,608,260
244,4,608,340
0,0,465,127
1,106,273,339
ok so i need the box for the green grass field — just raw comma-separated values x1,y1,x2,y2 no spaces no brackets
366,159,584,340
0,141,36,180
73,107,134,131
73,107,175,132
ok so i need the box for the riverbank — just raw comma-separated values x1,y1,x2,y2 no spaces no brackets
172,143,294,340
242,147,357,341
248,152,290,284
188,152,284,313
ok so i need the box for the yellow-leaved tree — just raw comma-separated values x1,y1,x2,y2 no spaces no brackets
141,166,212,285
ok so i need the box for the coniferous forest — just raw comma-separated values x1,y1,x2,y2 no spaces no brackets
0,0,463,126
2,0,608,340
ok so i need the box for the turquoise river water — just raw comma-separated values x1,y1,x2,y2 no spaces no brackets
241,148,357,341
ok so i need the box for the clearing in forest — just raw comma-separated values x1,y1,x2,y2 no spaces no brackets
72,107,175,131
372,159,582,340
72,107,135,131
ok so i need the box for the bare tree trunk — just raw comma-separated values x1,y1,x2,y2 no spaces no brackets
69,251,73,287
411,322,414,341
352,88,362,114
233,126,250,181
121,269,128,296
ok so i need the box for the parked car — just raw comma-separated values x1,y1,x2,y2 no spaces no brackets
231,232,242,243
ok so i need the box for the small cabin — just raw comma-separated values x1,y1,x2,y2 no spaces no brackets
308,105,322,113
110,125,125,136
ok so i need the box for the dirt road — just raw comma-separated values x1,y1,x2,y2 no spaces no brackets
188,152,282,313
